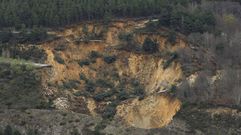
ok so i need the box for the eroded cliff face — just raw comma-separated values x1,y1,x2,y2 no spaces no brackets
116,95,181,129
36,20,186,129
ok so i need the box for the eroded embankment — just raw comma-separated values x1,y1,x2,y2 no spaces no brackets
0,19,205,130
116,95,181,129
36,20,188,129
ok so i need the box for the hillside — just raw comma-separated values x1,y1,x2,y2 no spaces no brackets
0,18,240,135
1,0,241,135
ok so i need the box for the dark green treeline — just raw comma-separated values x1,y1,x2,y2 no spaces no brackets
0,0,189,28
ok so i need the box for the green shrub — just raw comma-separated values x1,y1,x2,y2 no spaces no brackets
79,59,90,67
103,56,116,64
73,91,84,97
131,79,140,87
54,54,65,64
117,91,129,101
79,73,88,81
94,91,113,101
169,84,177,94
163,52,178,69
85,81,95,93
134,87,145,100
102,102,118,119
167,31,177,45
89,51,101,59
118,32,133,42
36,100,53,109
142,38,159,53
63,80,80,89
96,79,114,88
54,44,67,51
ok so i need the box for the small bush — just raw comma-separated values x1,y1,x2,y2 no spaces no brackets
94,91,113,101
79,59,90,67
103,56,116,64
169,84,177,94
54,44,67,51
73,91,85,97
96,79,114,88
102,102,118,119
163,52,178,69
134,87,145,100
117,91,129,101
131,79,140,87
89,51,101,59
79,73,88,81
85,81,95,93
167,31,177,45
118,32,133,42
36,100,53,109
63,80,80,89
142,38,159,53
54,54,65,64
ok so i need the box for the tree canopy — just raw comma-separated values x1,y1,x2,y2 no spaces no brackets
0,0,190,28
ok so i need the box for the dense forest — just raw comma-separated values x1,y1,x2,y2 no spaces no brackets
0,0,203,28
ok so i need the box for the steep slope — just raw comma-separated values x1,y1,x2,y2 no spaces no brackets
0,19,240,135
37,20,188,129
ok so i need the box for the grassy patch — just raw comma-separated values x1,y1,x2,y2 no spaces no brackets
0,57,38,70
